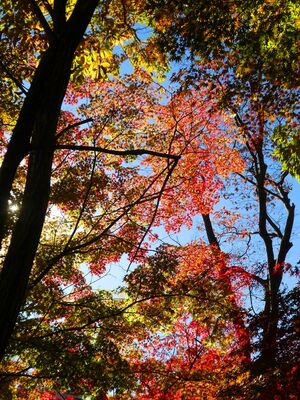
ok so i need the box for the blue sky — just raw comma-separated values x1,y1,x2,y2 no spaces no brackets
92,176,300,292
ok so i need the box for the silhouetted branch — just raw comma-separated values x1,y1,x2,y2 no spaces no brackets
56,117,93,139
0,59,28,95
55,144,181,160
28,0,54,40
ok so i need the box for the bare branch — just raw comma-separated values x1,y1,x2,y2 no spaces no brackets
266,214,283,239
277,170,289,187
56,117,93,139
53,0,67,31
276,203,295,266
257,180,275,270
55,144,181,161
127,158,179,271
28,0,54,40
202,214,220,248
66,0,99,36
0,59,28,95
236,172,284,201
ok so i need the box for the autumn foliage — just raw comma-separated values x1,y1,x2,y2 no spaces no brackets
0,1,299,399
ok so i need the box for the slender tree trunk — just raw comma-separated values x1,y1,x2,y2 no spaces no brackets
0,0,99,360
255,136,294,372
256,180,279,370
259,204,294,371
260,275,280,370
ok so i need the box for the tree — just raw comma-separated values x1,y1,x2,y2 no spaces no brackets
149,0,299,365
0,0,172,360
108,69,299,397
120,245,250,399
103,1,300,396
0,0,101,359
272,125,300,181
0,1,298,398
148,0,299,86
1,5,244,392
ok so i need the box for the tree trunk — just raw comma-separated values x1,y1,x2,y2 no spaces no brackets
0,0,99,360
0,39,74,360
255,142,294,372
260,275,281,371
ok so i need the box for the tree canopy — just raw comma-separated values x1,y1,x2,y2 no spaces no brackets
0,1,299,399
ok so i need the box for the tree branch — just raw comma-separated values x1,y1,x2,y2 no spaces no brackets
25,292,208,339
29,160,178,288
41,0,55,19
127,158,179,271
28,0,54,40
64,153,97,249
229,266,267,287
277,170,289,187
66,0,99,39
276,203,295,266
236,172,284,201
53,0,67,32
56,117,93,139
266,214,283,239
55,144,181,160
0,59,28,95
202,214,220,248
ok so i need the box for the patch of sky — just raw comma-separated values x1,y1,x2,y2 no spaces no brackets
80,254,135,292
90,220,202,292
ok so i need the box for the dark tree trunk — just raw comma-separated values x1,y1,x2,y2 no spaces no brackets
260,275,281,371
254,137,294,372
0,0,99,360
259,204,294,372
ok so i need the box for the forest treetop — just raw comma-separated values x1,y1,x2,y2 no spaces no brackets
0,1,299,399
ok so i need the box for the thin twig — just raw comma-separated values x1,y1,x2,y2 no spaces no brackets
56,117,93,139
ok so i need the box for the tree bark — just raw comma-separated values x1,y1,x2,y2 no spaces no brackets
0,0,99,360
259,203,294,371
253,137,294,372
